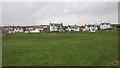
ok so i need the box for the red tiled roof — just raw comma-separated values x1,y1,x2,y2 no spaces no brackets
32,26,47,28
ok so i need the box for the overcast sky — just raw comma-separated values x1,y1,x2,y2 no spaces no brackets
2,2,118,26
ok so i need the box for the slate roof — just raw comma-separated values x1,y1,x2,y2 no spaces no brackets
100,23,111,25
85,24,99,27
68,25,79,29
50,22,63,27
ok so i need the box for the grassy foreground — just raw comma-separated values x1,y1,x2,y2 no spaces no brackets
2,31,118,66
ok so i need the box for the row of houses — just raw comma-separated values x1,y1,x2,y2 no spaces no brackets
49,21,113,32
2,21,119,34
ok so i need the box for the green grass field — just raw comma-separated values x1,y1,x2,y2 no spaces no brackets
2,31,118,66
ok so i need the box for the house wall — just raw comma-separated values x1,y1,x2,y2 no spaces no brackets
8,27,24,33
50,25,63,32
89,27,98,32
30,29,40,33
84,26,98,32
67,27,80,32
100,24,111,30
50,26,58,32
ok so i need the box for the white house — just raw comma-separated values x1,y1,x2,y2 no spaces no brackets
50,22,63,32
84,24,98,32
99,22,112,30
8,26,24,33
29,29,40,33
66,25,80,32
32,25,48,31
14,28,23,33
24,25,48,33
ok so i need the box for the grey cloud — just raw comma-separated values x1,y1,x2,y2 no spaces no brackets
2,2,118,26
2,0,120,2
0,3,2,25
